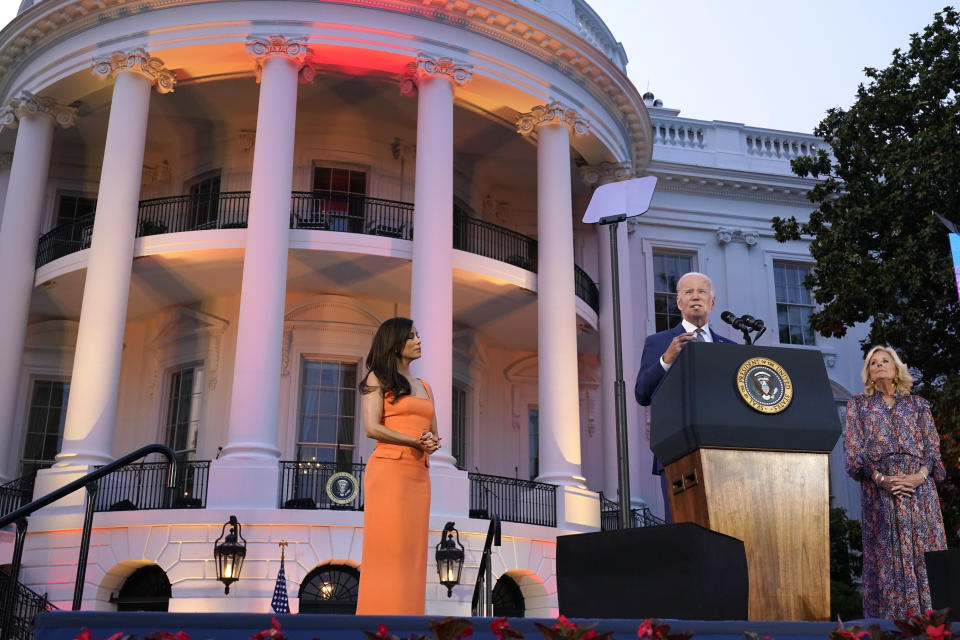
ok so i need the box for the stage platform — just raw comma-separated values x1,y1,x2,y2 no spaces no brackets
33,612,895,640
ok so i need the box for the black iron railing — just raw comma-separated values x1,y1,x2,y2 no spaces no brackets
574,265,600,313
278,461,365,511
468,472,556,527
92,460,210,512
0,473,36,521
35,217,94,268
454,213,537,271
136,191,251,235
599,493,665,530
0,568,56,640
289,192,414,238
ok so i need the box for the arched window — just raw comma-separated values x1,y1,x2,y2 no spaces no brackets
492,574,525,618
298,564,360,614
113,565,171,612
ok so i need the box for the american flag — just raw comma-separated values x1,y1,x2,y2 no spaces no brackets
271,550,290,614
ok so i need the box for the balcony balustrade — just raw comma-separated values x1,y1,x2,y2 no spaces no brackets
468,471,557,527
278,461,365,511
92,460,210,512
35,192,599,312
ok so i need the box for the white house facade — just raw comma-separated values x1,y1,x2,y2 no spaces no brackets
0,0,864,619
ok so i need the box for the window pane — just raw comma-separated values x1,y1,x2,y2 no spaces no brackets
318,389,338,415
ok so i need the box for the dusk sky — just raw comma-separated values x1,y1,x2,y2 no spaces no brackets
0,0,951,134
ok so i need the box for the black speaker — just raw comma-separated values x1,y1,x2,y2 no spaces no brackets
926,549,960,620
557,523,748,620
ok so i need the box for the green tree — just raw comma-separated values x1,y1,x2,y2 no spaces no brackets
772,7,960,544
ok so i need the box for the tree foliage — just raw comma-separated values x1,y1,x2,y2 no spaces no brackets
772,8,960,543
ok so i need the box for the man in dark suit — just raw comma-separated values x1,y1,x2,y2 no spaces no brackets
635,271,735,406
635,272,734,521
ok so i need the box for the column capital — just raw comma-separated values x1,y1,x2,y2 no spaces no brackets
517,101,589,136
716,227,758,247
246,35,315,83
0,91,78,131
399,53,472,96
91,48,177,93
580,162,634,187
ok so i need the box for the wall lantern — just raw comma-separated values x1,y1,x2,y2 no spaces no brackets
435,521,465,597
214,515,246,595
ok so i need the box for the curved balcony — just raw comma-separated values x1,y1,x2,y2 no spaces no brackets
35,192,600,312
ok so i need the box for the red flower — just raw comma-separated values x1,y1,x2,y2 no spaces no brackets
376,625,391,640
926,625,947,640
75,628,94,640
492,618,510,637
583,631,597,640
554,616,576,630
638,620,656,638
457,627,474,640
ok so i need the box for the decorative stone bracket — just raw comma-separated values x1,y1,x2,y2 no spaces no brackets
716,227,759,247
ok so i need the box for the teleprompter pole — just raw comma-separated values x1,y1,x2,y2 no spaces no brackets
599,213,631,529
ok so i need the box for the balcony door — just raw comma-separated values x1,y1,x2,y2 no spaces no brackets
312,166,366,233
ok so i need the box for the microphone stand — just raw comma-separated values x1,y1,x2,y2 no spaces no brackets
598,213,631,530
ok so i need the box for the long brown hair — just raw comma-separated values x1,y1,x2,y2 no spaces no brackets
360,317,414,403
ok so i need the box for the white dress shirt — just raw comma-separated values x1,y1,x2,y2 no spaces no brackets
660,320,712,371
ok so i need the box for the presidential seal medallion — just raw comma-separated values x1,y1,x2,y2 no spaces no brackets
736,357,793,414
325,471,360,505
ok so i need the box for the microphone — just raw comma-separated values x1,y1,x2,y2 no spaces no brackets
721,310,749,331
739,315,766,332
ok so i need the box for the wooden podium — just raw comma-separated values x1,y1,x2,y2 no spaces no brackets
651,343,840,621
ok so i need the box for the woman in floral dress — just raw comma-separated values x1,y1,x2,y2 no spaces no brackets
845,345,947,618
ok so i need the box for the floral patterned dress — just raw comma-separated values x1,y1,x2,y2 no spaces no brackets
844,392,947,618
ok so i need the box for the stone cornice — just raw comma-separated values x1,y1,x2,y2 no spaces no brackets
246,35,315,83
0,90,76,130
91,48,177,93
399,53,472,96
647,161,818,204
517,101,589,136
0,0,652,171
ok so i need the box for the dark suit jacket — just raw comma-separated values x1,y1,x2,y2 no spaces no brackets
634,323,735,407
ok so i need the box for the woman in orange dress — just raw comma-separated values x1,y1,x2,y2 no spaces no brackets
355,317,440,615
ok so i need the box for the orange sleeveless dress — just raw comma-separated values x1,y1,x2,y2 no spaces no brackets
355,382,433,615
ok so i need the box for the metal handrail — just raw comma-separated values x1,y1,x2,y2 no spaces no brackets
470,516,501,617
0,444,176,640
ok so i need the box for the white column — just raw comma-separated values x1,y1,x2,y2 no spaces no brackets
402,54,473,518
0,95,76,482
207,36,311,509
518,102,598,531
52,51,175,476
